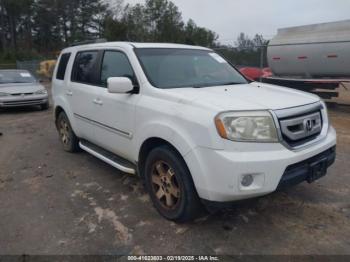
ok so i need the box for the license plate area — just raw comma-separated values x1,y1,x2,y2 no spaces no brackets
307,157,328,183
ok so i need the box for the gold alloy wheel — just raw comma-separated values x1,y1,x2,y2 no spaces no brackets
151,160,181,209
59,118,70,145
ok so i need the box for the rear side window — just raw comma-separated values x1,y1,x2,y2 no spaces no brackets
71,51,99,85
56,53,71,80
100,51,136,86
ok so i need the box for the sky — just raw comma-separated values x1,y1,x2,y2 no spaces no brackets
124,0,350,44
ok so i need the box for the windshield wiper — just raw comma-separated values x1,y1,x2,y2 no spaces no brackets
217,82,244,86
191,82,243,88
191,84,208,88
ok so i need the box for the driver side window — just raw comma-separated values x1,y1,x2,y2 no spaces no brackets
100,51,136,87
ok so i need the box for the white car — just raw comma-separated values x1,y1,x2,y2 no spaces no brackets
52,42,336,222
0,70,49,109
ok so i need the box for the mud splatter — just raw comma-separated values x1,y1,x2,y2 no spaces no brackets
94,207,132,244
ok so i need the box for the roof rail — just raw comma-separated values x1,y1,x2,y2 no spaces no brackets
70,38,107,47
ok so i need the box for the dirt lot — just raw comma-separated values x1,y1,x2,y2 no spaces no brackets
0,86,350,256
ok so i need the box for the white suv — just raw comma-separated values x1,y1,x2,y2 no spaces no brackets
52,42,336,222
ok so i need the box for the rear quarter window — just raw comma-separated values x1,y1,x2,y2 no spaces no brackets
56,53,71,80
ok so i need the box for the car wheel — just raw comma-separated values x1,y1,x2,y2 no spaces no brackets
144,145,203,222
40,102,49,110
56,112,80,152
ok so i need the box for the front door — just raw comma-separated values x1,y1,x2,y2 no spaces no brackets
92,50,140,160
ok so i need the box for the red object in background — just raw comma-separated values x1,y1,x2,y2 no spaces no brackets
262,68,273,78
239,67,272,81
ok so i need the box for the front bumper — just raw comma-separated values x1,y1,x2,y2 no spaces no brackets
0,94,48,108
277,146,335,189
185,126,337,202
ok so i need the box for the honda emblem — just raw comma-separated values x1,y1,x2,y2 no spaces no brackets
304,119,314,132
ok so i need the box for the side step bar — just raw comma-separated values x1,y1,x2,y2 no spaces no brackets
79,141,136,175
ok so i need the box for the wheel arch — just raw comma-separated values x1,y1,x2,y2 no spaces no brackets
54,105,65,122
53,101,78,136
138,137,185,179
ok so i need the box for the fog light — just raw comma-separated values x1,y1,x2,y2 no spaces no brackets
241,174,254,187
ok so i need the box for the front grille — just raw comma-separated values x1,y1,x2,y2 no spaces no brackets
273,103,326,149
3,99,44,106
279,110,323,147
11,93,34,96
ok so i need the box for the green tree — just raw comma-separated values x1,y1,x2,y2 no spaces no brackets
235,32,254,51
104,15,128,41
145,0,184,42
0,0,220,61
78,0,107,40
0,0,34,51
184,19,218,47
252,34,268,50
123,3,151,41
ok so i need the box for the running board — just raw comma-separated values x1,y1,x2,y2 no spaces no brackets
79,141,136,175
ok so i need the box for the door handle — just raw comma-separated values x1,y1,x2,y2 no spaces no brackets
93,99,103,105
66,90,73,96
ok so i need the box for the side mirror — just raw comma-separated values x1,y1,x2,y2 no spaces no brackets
107,77,134,94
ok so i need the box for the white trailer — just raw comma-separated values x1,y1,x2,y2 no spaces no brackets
267,20,350,78
263,20,350,99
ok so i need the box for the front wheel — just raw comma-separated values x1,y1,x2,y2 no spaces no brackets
144,145,204,222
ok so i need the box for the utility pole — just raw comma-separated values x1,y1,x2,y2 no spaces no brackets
259,45,265,83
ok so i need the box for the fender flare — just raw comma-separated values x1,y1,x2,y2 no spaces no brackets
134,121,196,159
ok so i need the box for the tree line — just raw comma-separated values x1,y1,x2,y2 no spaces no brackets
216,32,269,67
0,0,268,66
0,0,218,60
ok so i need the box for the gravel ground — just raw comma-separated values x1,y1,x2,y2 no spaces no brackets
0,86,349,255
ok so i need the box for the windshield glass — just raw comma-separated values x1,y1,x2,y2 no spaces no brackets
135,48,248,89
0,71,36,84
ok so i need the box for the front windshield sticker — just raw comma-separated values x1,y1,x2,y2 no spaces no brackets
20,73,31,77
209,53,227,64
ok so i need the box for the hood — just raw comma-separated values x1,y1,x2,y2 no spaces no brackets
165,82,320,111
0,83,44,94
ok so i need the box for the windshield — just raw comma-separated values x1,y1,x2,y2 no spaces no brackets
0,71,36,84
135,48,248,89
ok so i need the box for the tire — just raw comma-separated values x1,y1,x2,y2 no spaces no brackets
56,112,80,152
40,102,49,110
144,145,204,222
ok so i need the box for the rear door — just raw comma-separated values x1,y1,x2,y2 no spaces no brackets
52,52,71,111
69,50,101,143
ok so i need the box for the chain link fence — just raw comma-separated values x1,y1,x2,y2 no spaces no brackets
0,63,17,70
16,60,41,78
0,60,42,78
15,59,56,80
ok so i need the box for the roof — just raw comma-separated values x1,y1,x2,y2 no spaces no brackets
62,41,211,53
130,42,210,50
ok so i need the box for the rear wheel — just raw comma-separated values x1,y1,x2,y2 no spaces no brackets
56,112,80,152
144,145,203,222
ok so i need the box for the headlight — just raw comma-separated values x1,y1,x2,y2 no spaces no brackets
215,111,279,142
35,89,47,95
0,92,9,97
